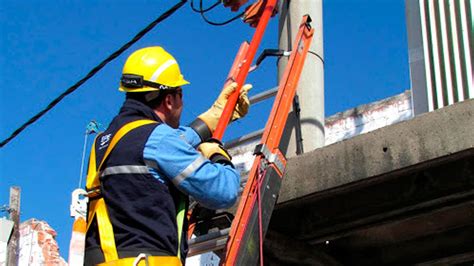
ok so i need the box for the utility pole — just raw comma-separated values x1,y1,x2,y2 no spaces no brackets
278,0,325,157
7,187,20,266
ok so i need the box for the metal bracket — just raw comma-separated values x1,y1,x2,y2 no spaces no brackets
249,49,292,73
293,94,304,155
0,205,12,213
304,14,313,29
253,144,286,174
70,188,88,219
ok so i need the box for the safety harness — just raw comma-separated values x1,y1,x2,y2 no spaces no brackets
86,119,185,266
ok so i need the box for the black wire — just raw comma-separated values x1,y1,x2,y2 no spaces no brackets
199,0,245,26
190,0,220,13
0,0,188,148
308,50,325,65
200,11,244,26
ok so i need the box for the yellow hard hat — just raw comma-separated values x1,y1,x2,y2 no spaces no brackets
119,46,190,93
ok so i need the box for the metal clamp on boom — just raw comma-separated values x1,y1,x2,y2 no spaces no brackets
253,143,286,175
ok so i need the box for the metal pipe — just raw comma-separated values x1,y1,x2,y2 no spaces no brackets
78,132,89,188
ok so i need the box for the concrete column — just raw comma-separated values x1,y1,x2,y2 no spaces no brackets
278,0,325,157
7,187,20,266
406,0,429,115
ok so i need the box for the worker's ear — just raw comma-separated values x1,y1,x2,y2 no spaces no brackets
163,93,175,111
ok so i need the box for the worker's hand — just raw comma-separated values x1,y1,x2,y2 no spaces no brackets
214,82,252,121
199,82,252,132
189,82,252,142
198,139,234,167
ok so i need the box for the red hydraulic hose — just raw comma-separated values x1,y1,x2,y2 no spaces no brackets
212,0,278,140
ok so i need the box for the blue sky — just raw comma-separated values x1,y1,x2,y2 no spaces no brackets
0,0,409,259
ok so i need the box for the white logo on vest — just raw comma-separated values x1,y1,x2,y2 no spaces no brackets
99,134,112,150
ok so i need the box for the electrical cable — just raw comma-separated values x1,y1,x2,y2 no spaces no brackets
0,0,188,148
198,0,245,26
190,0,220,13
200,10,244,26
308,50,325,65
272,50,325,66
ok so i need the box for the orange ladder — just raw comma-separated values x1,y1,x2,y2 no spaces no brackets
188,15,314,265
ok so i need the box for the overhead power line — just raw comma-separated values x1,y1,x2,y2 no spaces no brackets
0,0,187,148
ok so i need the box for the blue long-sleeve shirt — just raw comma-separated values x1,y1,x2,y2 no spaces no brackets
143,123,240,209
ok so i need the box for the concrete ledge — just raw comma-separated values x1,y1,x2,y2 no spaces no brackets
279,99,474,204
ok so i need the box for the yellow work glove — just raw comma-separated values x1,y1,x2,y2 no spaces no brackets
198,139,234,167
198,82,252,133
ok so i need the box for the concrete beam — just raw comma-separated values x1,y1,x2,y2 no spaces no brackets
278,99,474,203
270,153,474,240
263,230,341,266
265,99,474,264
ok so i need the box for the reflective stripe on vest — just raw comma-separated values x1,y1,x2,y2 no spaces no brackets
100,165,150,177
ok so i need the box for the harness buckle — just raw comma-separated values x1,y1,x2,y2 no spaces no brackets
133,253,151,266
86,187,102,199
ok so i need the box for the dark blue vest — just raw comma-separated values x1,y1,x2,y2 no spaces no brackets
84,99,188,265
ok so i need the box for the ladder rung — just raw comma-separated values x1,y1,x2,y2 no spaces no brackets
249,86,278,105
224,86,278,149
188,228,230,257
188,227,230,245
225,128,264,149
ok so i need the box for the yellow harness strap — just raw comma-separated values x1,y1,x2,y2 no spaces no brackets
176,195,186,260
97,255,181,266
86,119,157,262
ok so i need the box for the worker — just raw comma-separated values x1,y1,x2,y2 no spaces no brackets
84,46,252,266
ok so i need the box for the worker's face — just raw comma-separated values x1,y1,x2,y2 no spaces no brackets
168,88,183,128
